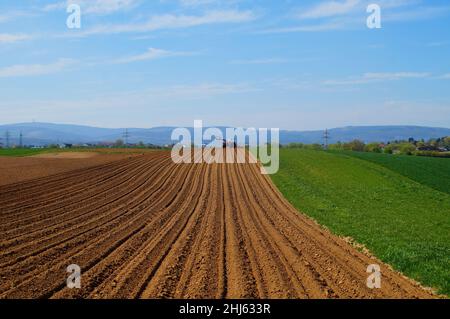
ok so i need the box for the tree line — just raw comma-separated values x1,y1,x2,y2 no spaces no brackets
284,136,450,157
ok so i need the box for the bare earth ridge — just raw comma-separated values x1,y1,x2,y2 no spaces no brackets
0,151,434,299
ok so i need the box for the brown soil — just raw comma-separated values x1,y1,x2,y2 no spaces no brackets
30,152,99,159
0,150,435,299
0,153,138,186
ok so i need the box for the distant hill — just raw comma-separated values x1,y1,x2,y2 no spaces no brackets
0,123,449,146
280,126,450,144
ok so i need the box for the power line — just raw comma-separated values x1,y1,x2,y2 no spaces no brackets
123,128,130,148
19,131,23,148
5,131,10,148
323,129,330,150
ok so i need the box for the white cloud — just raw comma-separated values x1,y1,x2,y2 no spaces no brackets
0,33,32,44
258,22,343,34
384,5,450,22
114,48,196,64
263,78,313,91
230,58,289,65
145,83,257,98
44,0,140,15
369,0,421,10
427,42,446,47
295,0,420,20
70,10,256,36
324,72,430,85
179,0,217,6
297,0,360,19
0,59,76,78
43,2,68,11
0,10,35,24
274,0,449,34
364,72,430,80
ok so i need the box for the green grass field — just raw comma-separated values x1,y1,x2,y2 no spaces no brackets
271,149,450,296
339,151,450,195
0,148,51,157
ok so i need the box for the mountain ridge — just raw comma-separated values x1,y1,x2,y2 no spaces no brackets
0,122,449,146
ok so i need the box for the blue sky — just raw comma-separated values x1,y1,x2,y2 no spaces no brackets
0,0,449,130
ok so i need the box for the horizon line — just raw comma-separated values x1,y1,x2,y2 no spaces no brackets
1,121,450,132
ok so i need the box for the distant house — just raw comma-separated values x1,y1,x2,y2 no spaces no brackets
59,143,73,149
417,145,438,151
97,141,114,147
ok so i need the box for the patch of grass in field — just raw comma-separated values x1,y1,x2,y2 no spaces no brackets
338,151,450,195
272,149,450,295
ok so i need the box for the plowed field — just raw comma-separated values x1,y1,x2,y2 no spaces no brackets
0,151,434,299
0,153,138,186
